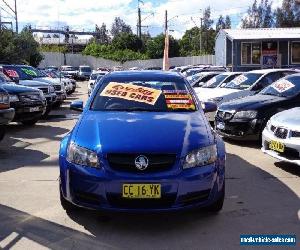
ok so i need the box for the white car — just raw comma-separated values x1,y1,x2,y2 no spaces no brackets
189,72,221,88
199,69,297,122
88,71,109,96
262,108,300,166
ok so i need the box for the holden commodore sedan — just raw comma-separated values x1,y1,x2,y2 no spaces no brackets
262,107,300,166
59,71,226,213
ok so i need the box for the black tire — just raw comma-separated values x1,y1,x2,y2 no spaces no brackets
60,186,78,212
0,126,6,141
52,101,63,109
205,182,225,213
21,119,39,126
41,107,51,119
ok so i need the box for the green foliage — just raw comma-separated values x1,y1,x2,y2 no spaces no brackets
146,34,180,59
0,28,44,67
112,33,143,52
274,0,300,27
111,17,132,38
241,0,273,28
83,42,148,63
40,45,68,53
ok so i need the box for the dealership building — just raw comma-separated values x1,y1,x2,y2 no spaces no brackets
215,28,300,71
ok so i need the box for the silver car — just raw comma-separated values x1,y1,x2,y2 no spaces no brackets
262,107,300,166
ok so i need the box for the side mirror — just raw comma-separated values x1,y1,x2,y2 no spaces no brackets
202,102,218,113
70,100,83,112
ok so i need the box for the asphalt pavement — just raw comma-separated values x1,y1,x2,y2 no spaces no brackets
0,82,299,250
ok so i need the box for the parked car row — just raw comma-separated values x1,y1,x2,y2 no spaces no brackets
0,64,78,141
184,66,300,167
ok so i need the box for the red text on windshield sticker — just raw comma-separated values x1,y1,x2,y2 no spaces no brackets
4,69,19,78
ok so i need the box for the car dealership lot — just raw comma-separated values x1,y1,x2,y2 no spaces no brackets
0,82,299,250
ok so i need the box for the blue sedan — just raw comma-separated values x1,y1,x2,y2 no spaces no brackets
59,71,226,212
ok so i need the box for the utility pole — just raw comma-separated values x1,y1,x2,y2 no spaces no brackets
165,10,167,34
14,0,18,33
138,7,141,39
200,16,203,54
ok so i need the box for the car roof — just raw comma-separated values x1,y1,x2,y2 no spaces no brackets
105,70,183,81
249,69,296,74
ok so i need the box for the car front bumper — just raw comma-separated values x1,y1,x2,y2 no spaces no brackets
10,102,46,122
261,128,300,166
0,108,15,125
59,158,225,212
215,117,263,141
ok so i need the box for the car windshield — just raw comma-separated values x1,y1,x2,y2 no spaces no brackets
259,76,300,97
91,79,197,112
202,74,227,88
2,66,32,80
223,73,263,90
19,66,46,78
185,69,202,77
62,66,76,71
80,67,91,72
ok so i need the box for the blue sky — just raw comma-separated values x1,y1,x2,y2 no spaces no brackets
0,0,282,38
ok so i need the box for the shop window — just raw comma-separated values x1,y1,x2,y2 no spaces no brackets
291,42,300,64
241,43,261,65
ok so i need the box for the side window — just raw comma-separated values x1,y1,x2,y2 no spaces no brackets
281,71,296,78
224,74,241,83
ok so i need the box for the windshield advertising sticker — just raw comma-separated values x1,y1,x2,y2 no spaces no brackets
272,80,295,93
232,75,248,85
100,82,162,105
163,91,196,110
4,69,19,78
21,68,37,76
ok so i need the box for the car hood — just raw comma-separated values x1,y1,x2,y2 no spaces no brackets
74,111,212,157
270,107,300,131
1,83,38,94
19,80,50,87
195,87,240,101
34,77,61,86
220,94,285,111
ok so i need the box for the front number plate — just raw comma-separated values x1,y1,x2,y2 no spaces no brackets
122,184,161,199
29,107,40,112
269,140,285,153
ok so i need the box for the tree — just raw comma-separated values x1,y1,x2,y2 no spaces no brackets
0,28,43,67
225,15,232,29
111,17,132,38
179,27,201,56
274,0,300,27
216,15,225,33
241,0,273,28
202,7,215,54
112,33,143,52
146,34,180,59
96,23,110,44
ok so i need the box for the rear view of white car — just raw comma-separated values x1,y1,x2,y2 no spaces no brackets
262,108,300,166
88,70,109,96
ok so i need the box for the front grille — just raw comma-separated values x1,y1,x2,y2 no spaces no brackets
19,93,42,102
274,127,288,139
54,85,62,91
217,110,234,120
107,153,176,173
291,131,300,138
270,125,276,132
107,194,176,209
38,87,49,94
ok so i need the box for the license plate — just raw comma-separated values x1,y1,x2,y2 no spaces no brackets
122,184,161,199
29,107,40,112
216,121,225,130
269,140,285,153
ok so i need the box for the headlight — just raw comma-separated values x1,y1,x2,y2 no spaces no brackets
9,94,19,102
208,97,223,103
39,90,45,100
183,145,217,169
234,110,257,119
67,142,99,168
0,93,10,104
49,86,55,93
